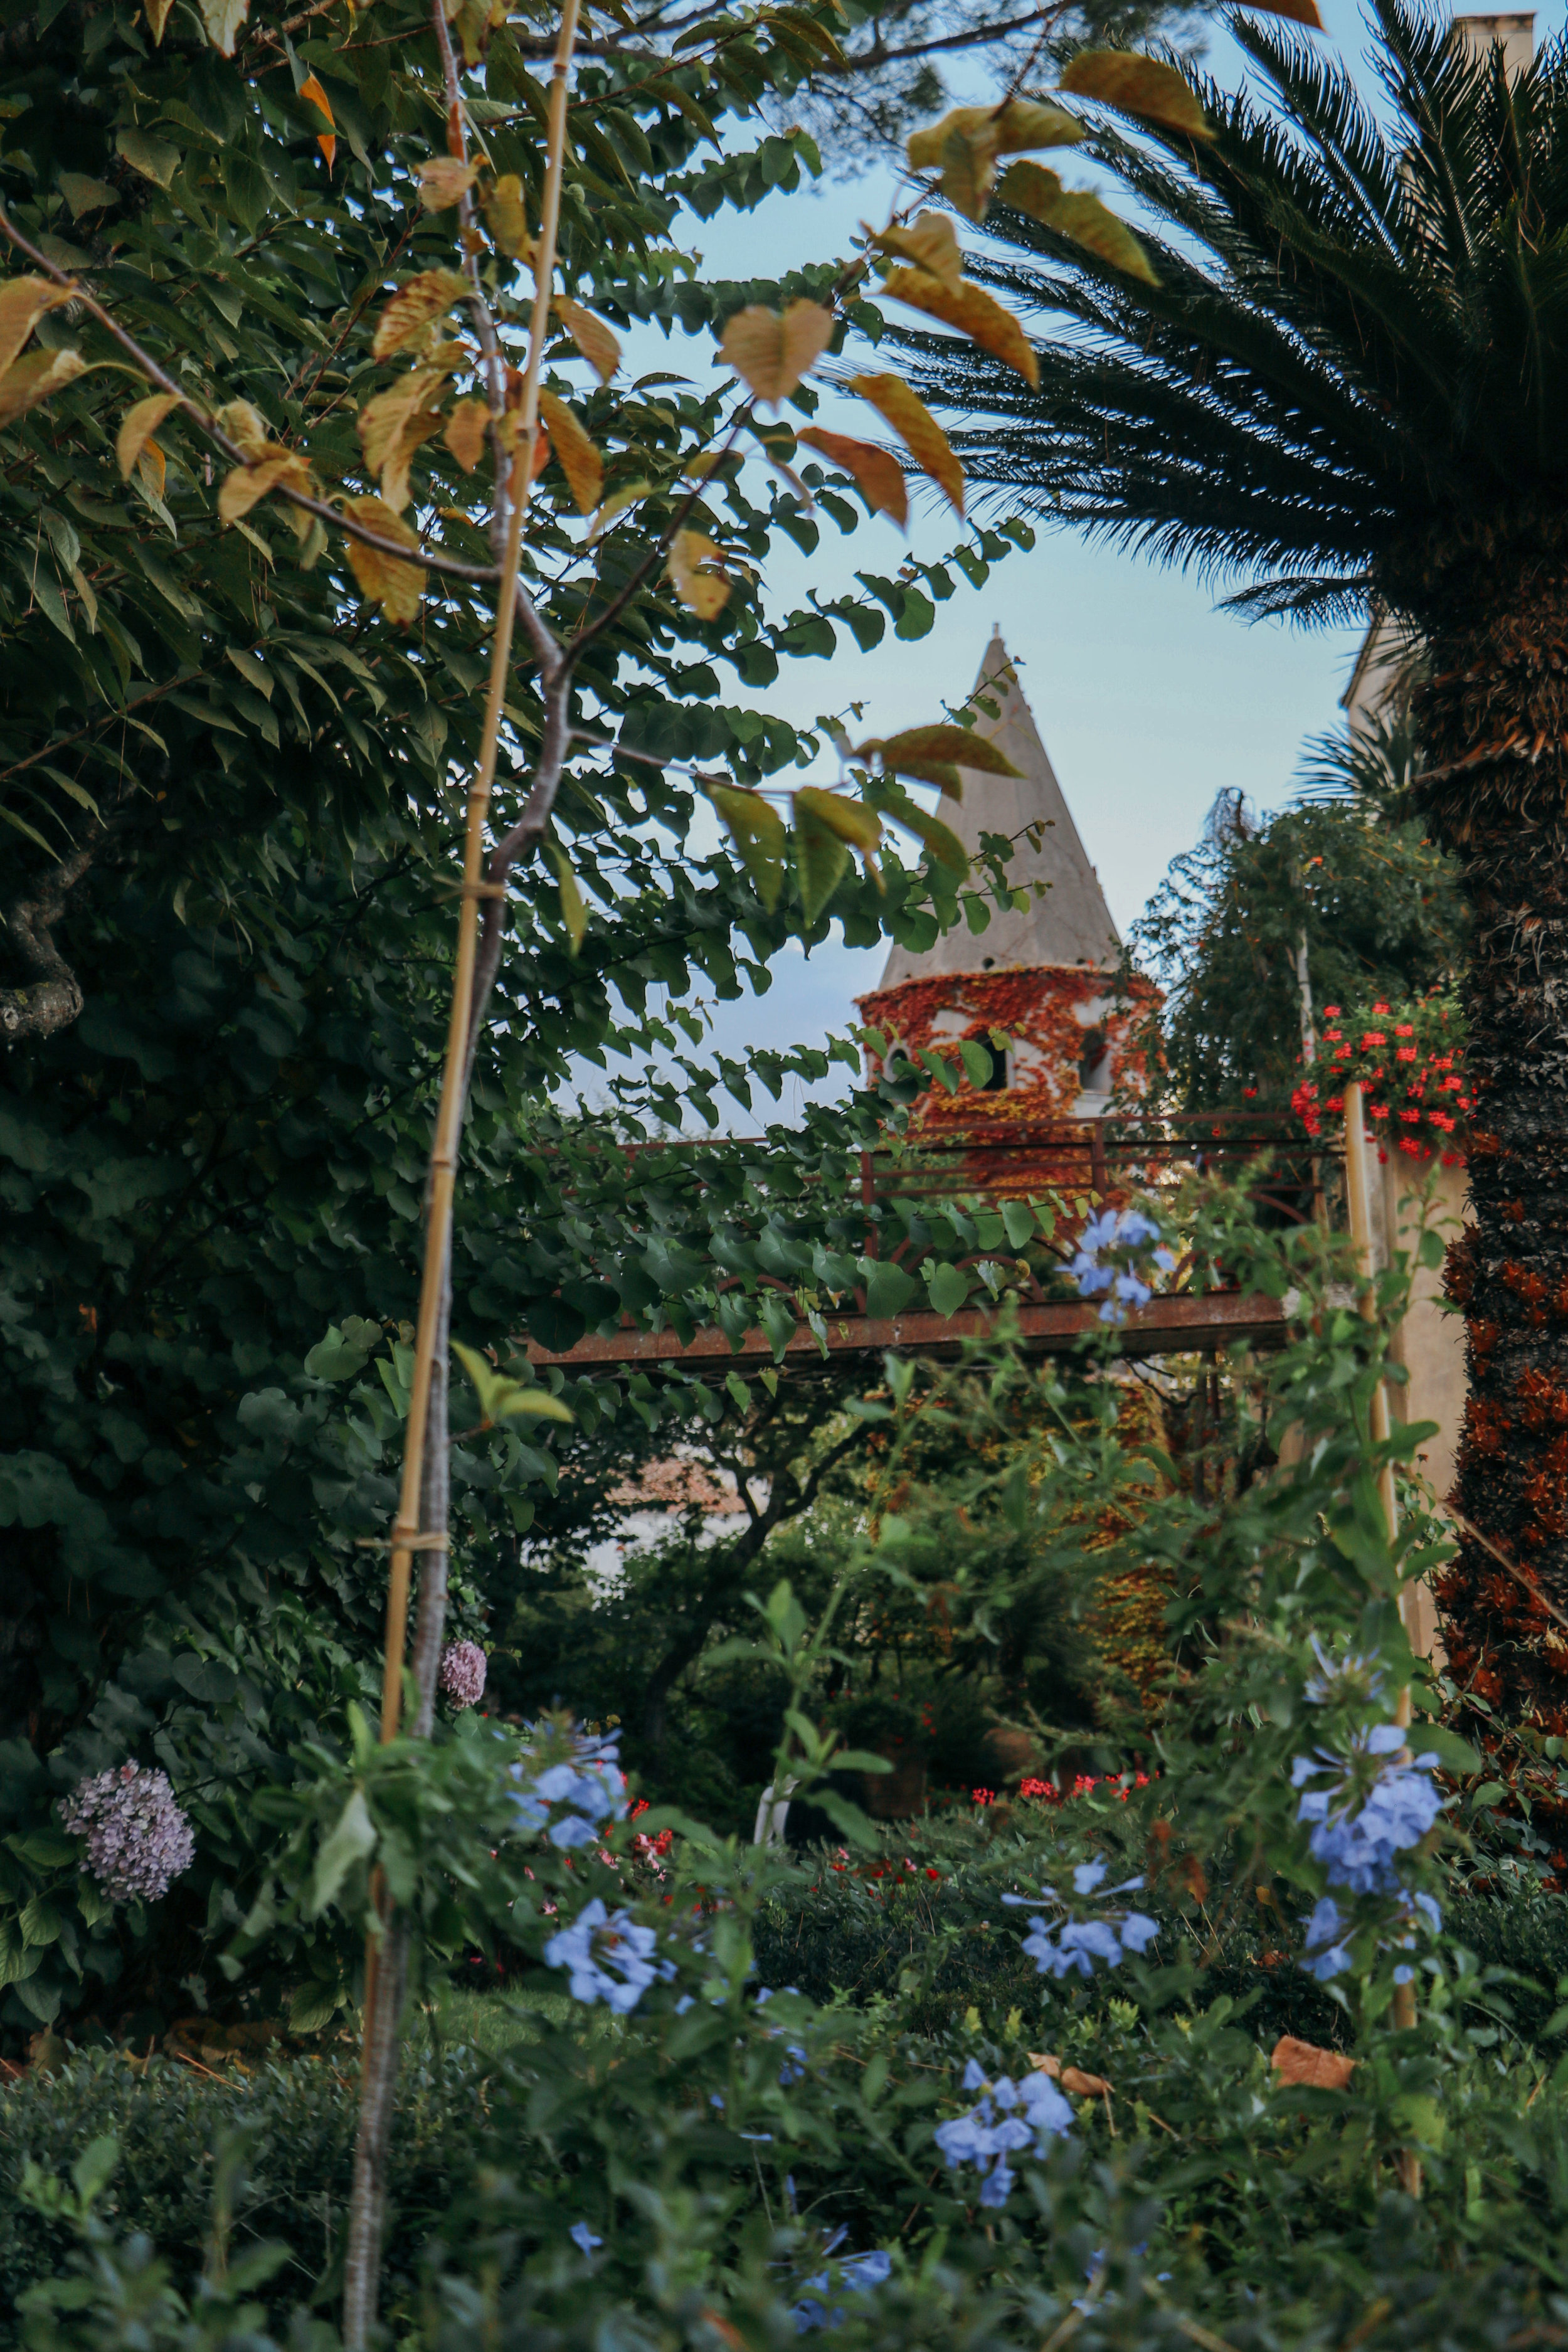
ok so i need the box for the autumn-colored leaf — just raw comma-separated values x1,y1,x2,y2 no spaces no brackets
116,392,179,482
217,448,314,526
879,267,1039,389
869,211,964,292
906,103,991,171
373,270,469,364
1029,2052,1063,2077
847,373,963,517
719,299,834,406
1061,2066,1113,2097
937,114,1000,222
198,0,247,55
0,277,74,381
867,724,1021,780
544,841,587,953
1229,0,1323,24
143,0,176,44
538,388,603,516
216,399,271,459
1057,52,1211,139
554,299,620,384
137,440,166,501
419,157,479,211
588,480,652,538
993,97,1086,152
1271,2035,1357,2090
358,368,449,479
0,347,86,428
906,99,1083,218
667,528,729,620
995,162,1158,285
795,786,882,867
795,426,907,530
443,398,490,474
341,495,423,624
379,409,443,512
482,172,532,258
704,781,787,911
298,72,336,169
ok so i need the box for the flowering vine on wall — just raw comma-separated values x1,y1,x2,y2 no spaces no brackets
857,965,1155,1131
1290,988,1469,1165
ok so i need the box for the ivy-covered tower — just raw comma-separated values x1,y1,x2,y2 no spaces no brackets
857,630,1149,1127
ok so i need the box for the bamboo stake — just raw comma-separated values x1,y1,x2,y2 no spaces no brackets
1342,1079,1421,2195
342,12,581,2340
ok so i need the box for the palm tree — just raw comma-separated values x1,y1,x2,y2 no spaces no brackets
902,0,1568,1727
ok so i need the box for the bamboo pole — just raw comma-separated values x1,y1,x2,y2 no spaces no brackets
342,12,581,2338
1342,1079,1421,2193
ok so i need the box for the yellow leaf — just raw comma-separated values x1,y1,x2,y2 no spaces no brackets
794,785,882,871
718,299,834,406
848,373,963,517
906,103,992,171
879,267,1039,389
0,276,74,381
936,114,999,223
482,173,533,258
216,399,271,459
144,0,176,42
341,495,423,624
419,157,479,211
1240,0,1323,23
866,723,1020,780
995,162,1158,285
299,72,337,169
357,367,448,478
378,409,443,512
217,449,314,526
545,841,587,953
0,347,86,428
537,388,603,516
795,426,906,530
197,0,248,53
702,781,787,911
443,397,490,473
1057,52,1211,140
116,391,179,482
991,98,1085,152
137,440,166,501
373,270,469,363
869,211,963,292
554,299,620,384
667,528,728,620
587,480,652,538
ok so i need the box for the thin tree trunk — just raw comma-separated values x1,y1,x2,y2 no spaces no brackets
1418,566,1568,1724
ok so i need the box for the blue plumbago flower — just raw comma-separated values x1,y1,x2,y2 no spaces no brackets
1303,1634,1387,1710
934,2070,1073,2205
1004,1869,1160,1977
778,2045,808,2088
543,1897,667,2014
1073,1860,1108,1894
793,2249,892,2334
1292,1727,1444,1895
510,1727,629,1848
569,2223,603,2256
1300,1885,1442,1984
1070,1209,1177,1326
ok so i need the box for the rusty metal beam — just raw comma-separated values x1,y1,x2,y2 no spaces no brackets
524,1290,1287,1374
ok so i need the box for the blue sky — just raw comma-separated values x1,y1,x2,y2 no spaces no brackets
568,0,1540,1122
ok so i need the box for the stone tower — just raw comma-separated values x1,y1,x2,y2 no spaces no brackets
857,630,1150,1128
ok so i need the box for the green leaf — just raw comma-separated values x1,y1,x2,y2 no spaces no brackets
453,1340,575,1426
288,1978,343,2033
792,797,852,924
706,781,787,910
956,1038,993,1086
1411,1724,1485,1777
545,842,588,953
926,1261,970,1318
1001,1198,1035,1248
70,2137,117,2208
310,1788,376,1915
115,129,181,187
862,1259,920,1319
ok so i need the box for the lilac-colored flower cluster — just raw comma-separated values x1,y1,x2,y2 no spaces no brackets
438,1640,487,1710
933,2060,1074,2207
543,1895,673,2013
511,1727,628,1850
1070,1209,1175,1325
1005,1859,1160,1979
1292,1726,1444,1894
793,2239,891,2331
58,1762,194,1904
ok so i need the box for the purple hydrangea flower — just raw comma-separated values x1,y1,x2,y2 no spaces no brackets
438,1640,487,1710
58,1762,194,1904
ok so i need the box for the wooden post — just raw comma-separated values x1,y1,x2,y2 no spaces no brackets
1342,1079,1422,2193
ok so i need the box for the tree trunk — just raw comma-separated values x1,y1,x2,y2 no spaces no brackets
1414,549,1568,1727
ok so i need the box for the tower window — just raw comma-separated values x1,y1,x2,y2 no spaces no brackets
1078,1028,1110,1094
981,1044,1007,1090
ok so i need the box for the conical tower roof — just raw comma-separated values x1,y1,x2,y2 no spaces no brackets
874,631,1120,990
